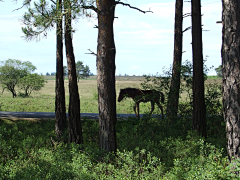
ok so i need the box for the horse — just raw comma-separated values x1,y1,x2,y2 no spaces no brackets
118,88,164,119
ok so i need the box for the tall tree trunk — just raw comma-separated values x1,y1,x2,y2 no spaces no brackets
64,2,83,144
166,0,183,120
55,0,67,138
222,0,240,162
191,0,206,138
96,0,117,153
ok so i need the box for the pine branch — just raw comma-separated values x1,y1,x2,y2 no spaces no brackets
183,26,191,33
13,0,31,12
115,1,153,14
50,0,56,5
183,13,191,18
81,5,99,13
22,25,50,42
86,49,97,56
72,0,99,13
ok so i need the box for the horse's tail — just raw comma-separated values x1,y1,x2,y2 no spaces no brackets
160,92,165,103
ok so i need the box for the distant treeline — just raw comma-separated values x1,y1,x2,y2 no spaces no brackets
46,72,94,76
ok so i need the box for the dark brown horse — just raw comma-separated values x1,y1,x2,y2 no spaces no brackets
118,88,164,119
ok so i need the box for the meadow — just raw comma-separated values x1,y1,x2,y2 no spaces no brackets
0,76,163,114
1,75,235,179
0,75,222,116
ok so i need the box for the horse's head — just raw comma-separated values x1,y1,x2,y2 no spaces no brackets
118,89,125,102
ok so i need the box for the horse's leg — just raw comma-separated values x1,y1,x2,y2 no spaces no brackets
134,102,140,118
151,101,155,115
156,102,164,119
136,102,140,119
133,103,137,117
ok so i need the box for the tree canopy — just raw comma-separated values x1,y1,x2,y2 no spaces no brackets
0,59,36,97
0,59,46,97
75,61,91,81
21,0,94,41
18,73,46,97
215,65,222,77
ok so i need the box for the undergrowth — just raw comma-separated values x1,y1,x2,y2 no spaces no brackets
0,116,237,179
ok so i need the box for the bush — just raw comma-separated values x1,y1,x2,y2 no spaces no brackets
215,65,222,77
140,60,222,116
0,59,36,98
0,116,233,179
18,73,46,97
205,82,222,115
0,72,229,180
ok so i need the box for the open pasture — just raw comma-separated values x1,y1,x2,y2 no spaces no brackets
0,76,222,115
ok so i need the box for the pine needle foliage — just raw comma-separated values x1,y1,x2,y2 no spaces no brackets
21,0,95,41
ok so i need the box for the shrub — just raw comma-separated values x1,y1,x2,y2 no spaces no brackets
0,110,229,179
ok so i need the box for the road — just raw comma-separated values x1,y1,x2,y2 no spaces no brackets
0,111,148,120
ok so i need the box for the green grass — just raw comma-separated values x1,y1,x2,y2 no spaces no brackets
0,77,161,114
0,76,232,179
0,115,234,179
0,76,222,116
206,75,221,80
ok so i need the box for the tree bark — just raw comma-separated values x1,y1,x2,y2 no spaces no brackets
10,87,17,98
222,0,240,162
55,0,67,138
64,2,83,144
166,0,183,120
191,0,206,138
96,0,117,153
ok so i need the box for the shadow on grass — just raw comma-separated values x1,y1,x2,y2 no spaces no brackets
0,114,227,178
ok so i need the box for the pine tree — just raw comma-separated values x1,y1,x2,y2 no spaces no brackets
191,0,206,138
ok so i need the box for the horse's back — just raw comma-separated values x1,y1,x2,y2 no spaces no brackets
120,88,164,103
142,90,159,96
142,90,164,103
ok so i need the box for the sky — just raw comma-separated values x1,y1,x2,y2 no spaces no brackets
0,0,222,76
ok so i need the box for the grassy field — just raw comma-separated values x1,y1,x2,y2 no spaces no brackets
0,76,222,115
1,75,233,179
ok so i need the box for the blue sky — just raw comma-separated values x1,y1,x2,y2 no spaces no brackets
0,0,222,76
